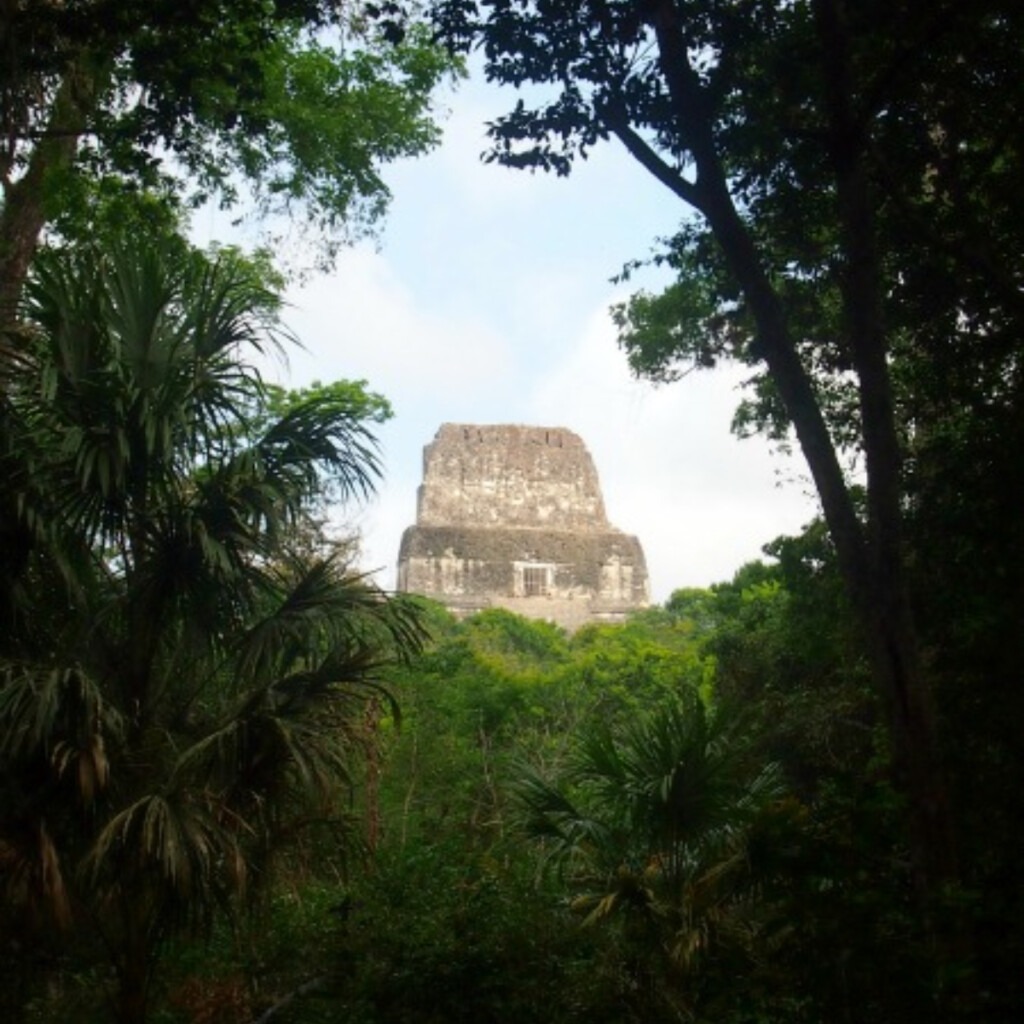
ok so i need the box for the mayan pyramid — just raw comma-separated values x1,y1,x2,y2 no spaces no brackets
397,424,649,629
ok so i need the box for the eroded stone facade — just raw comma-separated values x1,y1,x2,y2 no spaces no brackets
397,424,649,630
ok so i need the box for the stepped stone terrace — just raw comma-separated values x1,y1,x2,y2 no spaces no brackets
397,423,649,630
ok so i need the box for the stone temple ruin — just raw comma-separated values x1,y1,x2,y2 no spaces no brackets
397,423,650,630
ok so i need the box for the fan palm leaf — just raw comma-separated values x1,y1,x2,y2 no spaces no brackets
1,236,425,1022
515,689,788,993
0,820,72,930
0,663,122,789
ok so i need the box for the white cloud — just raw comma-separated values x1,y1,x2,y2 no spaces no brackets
528,303,820,600
277,247,514,403
277,263,821,605
230,69,822,607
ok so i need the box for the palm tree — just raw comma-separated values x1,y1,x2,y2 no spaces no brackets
516,689,788,1019
0,238,425,1023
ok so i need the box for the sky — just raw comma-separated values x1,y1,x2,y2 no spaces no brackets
202,70,821,604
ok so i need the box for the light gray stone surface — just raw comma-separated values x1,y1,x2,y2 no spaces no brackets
397,424,650,629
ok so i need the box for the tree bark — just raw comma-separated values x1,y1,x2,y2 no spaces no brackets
114,941,152,1024
642,0,958,904
811,0,957,893
0,59,103,329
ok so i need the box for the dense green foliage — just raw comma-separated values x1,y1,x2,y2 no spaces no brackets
0,239,425,1023
2,2,1022,1022
0,1,458,314
415,5,1024,1018
6,496,1023,1021
231,536,1012,1024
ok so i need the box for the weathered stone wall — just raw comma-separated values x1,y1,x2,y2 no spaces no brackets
417,424,608,530
397,423,649,630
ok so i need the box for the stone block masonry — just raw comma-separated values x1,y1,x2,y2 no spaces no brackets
397,424,649,630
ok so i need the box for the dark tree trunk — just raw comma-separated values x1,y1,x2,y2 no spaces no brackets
0,61,102,330
810,0,957,890
642,0,959,906
0,157,59,325
114,941,152,1024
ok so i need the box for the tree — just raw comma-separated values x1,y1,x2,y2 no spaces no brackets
516,689,789,1020
0,237,425,1023
0,0,458,320
700,543,948,1023
427,1,1024,956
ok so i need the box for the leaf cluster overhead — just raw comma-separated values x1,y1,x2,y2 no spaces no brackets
0,0,459,311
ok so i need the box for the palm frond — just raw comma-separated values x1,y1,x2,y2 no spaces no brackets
85,792,232,912
179,245,288,363
513,763,621,877
0,820,72,930
514,686,789,977
235,557,428,687
0,663,121,798
3,235,404,996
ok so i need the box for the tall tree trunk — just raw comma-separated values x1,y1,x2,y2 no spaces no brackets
643,0,959,912
811,6,972,1014
811,0,957,893
0,60,102,328
114,937,152,1024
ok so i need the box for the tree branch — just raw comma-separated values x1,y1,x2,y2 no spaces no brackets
249,976,330,1024
603,104,704,212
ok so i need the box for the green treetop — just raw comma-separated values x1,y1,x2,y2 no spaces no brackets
0,1,460,318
